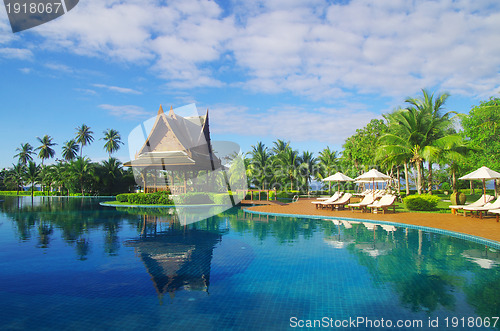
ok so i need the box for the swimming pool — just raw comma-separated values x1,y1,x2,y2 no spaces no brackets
0,196,499,330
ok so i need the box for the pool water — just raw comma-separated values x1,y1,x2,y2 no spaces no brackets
0,196,499,330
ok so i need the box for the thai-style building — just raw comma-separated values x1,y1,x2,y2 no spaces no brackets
124,105,222,194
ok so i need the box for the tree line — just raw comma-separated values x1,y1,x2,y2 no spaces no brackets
245,90,500,195
1,125,135,196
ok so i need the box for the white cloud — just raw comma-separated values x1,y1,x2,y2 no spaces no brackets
98,104,149,119
0,47,33,60
3,0,500,100
209,103,379,146
93,84,142,95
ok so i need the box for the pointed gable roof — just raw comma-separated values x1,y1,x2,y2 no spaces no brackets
125,104,220,170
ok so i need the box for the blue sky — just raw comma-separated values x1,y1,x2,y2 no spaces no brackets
1,0,500,169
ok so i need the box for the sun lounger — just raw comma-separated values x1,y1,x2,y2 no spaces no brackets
324,193,352,210
488,209,500,222
449,194,494,215
348,194,376,212
367,195,396,214
315,191,342,201
311,192,342,209
463,197,500,219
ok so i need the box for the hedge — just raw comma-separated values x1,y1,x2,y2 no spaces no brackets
403,194,441,211
115,191,174,205
175,192,214,205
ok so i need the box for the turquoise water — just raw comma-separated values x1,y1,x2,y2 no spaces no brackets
0,196,499,330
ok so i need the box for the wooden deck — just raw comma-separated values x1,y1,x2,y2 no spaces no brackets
240,199,288,206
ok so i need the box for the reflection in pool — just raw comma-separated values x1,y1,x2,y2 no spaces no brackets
0,196,499,330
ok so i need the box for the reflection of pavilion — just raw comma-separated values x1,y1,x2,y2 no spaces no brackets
126,223,222,302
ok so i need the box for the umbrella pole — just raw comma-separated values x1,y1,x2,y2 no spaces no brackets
483,179,486,203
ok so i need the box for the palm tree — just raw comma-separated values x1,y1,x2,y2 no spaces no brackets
405,90,455,194
102,129,124,157
36,135,57,166
272,147,300,191
14,143,34,165
69,157,94,196
271,139,290,155
433,135,473,193
9,163,26,194
25,161,41,197
378,90,455,194
247,142,271,189
61,139,80,161
75,124,94,158
298,151,316,193
317,147,338,193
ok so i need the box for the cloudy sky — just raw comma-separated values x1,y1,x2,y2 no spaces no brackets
1,0,500,168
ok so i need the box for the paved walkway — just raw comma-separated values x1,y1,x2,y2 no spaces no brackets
245,198,500,243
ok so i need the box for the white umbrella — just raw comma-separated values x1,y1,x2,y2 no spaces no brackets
323,172,354,192
355,168,391,191
459,166,500,202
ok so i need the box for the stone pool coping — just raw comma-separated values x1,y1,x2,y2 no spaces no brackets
244,198,500,248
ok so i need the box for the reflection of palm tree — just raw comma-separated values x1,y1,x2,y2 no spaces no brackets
14,142,34,165
396,273,455,313
76,238,91,260
102,129,123,157
75,124,94,158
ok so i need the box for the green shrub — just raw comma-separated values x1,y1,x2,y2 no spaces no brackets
117,192,173,205
213,193,231,205
403,194,441,211
116,194,128,202
177,192,214,205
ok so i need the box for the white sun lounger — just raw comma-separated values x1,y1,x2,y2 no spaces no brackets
348,194,376,212
449,194,494,215
463,197,500,219
367,195,396,214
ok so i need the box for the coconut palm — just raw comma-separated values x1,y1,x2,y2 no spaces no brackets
9,163,26,194
432,135,474,193
61,139,80,161
317,147,338,193
14,143,34,165
36,135,57,166
25,161,41,197
298,151,316,193
378,90,455,194
272,147,300,191
75,124,94,158
102,129,124,157
271,139,290,155
69,157,94,196
246,142,271,189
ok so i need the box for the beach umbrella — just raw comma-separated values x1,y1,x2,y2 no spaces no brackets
355,168,391,191
323,172,354,192
459,166,500,202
